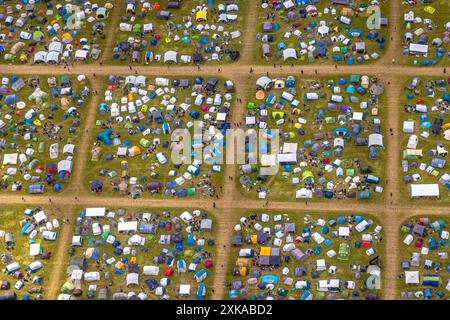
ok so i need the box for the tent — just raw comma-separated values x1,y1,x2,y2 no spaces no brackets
164,51,178,64
283,48,297,61
405,271,420,285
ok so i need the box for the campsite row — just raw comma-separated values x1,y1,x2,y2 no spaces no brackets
1,73,448,204
1,1,448,66
1,207,449,300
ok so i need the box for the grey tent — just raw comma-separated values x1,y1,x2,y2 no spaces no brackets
295,266,307,276
291,248,307,262
412,224,426,237
285,223,296,233
232,233,243,246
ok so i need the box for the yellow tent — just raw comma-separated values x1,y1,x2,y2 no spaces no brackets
128,93,134,101
239,267,248,277
424,6,435,14
196,10,207,20
251,235,257,244
260,247,270,256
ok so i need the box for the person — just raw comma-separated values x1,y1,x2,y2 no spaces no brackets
213,202,216,208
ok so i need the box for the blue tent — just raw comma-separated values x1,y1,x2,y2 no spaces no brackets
4,94,19,104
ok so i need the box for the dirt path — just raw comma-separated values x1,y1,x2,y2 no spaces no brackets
45,206,75,299
1,1,449,300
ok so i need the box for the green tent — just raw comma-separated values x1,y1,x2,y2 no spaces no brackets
61,281,75,294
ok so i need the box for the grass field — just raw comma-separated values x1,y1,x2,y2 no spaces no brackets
225,210,385,300
236,74,387,203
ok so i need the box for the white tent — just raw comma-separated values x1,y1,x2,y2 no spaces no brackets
318,25,329,37
34,210,47,224
3,153,18,165
34,51,47,63
296,188,313,199
126,273,139,286
410,184,440,198
143,266,159,276
256,76,272,90
403,121,415,133
179,284,191,295
57,159,73,173
283,48,297,61
164,51,178,64
29,243,41,256
368,133,384,148
409,43,428,55
118,221,138,232
63,144,76,154
46,51,60,64
405,271,419,284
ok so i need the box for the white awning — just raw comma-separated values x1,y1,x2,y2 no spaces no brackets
118,221,138,232
409,43,428,54
85,207,106,217
411,184,439,198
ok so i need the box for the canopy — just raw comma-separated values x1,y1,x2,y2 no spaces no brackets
85,208,106,217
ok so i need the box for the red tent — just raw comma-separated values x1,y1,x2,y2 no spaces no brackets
165,268,173,277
